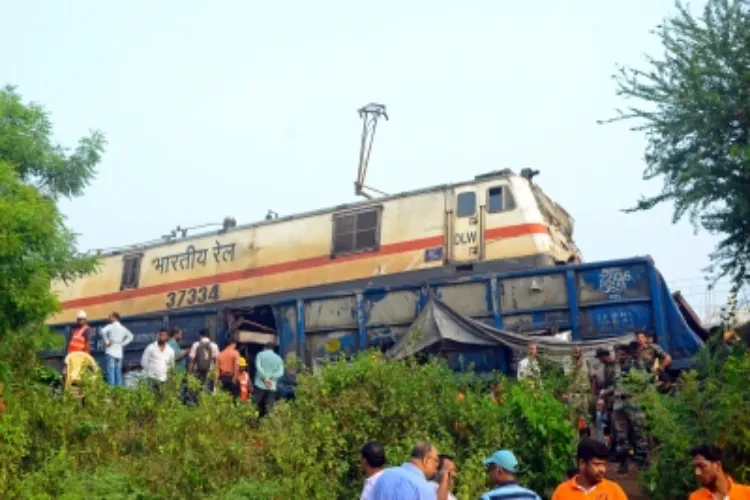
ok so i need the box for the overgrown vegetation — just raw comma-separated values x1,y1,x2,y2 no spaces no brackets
2,345,748,499
0,354,577,499
635,340,750,500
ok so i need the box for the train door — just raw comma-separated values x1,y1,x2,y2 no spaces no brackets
226,306,278,383
450,187,480,263
480,181,519,261
483,182,517,232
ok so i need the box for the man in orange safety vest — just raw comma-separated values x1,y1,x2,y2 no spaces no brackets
68,310,92,354
238,357,251,403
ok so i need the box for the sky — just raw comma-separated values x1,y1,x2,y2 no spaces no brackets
0,0,734,319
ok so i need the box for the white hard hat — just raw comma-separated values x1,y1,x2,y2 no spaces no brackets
76,310,87,320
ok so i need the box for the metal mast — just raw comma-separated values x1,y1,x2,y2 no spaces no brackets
354,103,389,199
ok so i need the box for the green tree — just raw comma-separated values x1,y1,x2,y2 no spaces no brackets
0,85,105,200
0,85,105,376
603,0,750,289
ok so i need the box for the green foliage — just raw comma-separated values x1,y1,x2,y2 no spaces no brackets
602,0,750,289
635,346,750,500
0,86,103,374
0,353,577,499
0,164,82,330
502,382,576,492
0,85,106,200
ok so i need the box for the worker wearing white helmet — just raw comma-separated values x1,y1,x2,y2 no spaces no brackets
68,311,91,354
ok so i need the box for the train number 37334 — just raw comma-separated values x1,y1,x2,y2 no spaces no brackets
166,284,220,308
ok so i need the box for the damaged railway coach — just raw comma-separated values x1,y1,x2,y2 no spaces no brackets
44,170,705,375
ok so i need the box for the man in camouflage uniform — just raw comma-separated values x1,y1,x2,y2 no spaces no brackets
635,330,672,377
565,346,593,437
593,348,617,404
612,343,650,473
594,348,618,457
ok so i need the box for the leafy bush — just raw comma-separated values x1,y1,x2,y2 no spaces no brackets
0,351,577,499
635,344,750,500
9,340,750,500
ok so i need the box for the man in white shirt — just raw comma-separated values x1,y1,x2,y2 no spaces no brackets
360,441,387,500
100,311,134,387
140,329,175,392
517,343,541,383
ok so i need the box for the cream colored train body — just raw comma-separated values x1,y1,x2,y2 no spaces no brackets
49,170,580,325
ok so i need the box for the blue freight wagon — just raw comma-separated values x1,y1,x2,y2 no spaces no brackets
44,256,706,378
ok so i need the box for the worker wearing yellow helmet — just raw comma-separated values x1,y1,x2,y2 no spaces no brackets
238,357,251,402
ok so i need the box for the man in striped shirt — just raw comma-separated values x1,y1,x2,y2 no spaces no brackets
480,449,541,500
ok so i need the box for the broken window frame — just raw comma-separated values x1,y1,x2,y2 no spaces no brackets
331,206,382,257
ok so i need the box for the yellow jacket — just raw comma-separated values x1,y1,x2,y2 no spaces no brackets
64,351,100,388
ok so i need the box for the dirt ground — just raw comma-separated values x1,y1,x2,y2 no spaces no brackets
610,463,648,500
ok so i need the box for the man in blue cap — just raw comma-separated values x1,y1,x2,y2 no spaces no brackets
480,449,541,500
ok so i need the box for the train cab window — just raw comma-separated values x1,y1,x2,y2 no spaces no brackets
456,192,476,217
120,254,143,290
332,208,381,256
487,185,516,214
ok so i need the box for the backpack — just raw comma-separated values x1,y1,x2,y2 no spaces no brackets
195,342,213,373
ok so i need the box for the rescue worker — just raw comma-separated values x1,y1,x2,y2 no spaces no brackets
612,343,649,473
594,397,609,445
627,340,649,373
237,357,251,403
64,349,100,400
564,346,592,437
635,330,672,377
68,310,92,354
517,343,541,384
593,348,617,454
593,348,616,396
